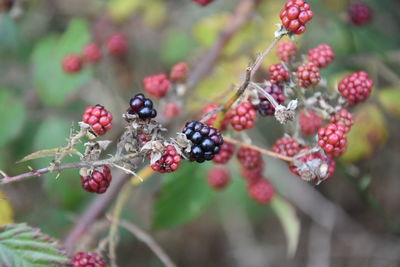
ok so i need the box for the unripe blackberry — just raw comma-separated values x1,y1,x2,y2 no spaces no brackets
299,110,323,136
307,44,335,68
163,102,181,119
280,0,313,35
268,64,290,85
0,0,14,12
202,104,229,131
107,33,128,56
248,179,275,205
272,137,302,157
127,93,157,120
170,62,189,83
241,164,264,185
237,147,263,170
255,84,286,116
207,167,230,190
81,166,112,194
72,251,106,267
182,121,224,163
143,73,171,99
296,62,320,88
83,43,102,64
317,123,347,157
289,149,336,182
192,0,213,6
277,40,297,62
349,2,372,26
213,141,235,164
330,109,354,133
82,104,113,136
338,71,374,106
62,54,83,74
228,102,257,131
151,145,181,173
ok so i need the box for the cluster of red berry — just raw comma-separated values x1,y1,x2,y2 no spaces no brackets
62,33,128,74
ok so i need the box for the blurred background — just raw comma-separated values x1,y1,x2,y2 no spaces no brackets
1,0,400,266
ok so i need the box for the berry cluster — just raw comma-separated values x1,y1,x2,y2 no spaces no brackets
277,40,297,62
81,166,112,194
272,137,302,157
82,104,113,136
280,0,313,35
127,93,157,120
307,44,335,68
255,84,286,116
72,252,106,267
317,123,347,157
151,145,181,173
207,167,231,190
330,109,354,133
268,64,290,84
228,102,257,131
299,110,323,136
338,71,374,106
143,73,171,99
62,33,127,74
182,121,224,163
296,62,321,88
213,141,235,164
348,2,372,26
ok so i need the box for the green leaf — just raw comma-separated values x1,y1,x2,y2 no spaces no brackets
161,30,196,65
378,88,400,117
31,19,92,106
153,162,214,229
0,89,26,147
0,223,69,266
270,195,300,257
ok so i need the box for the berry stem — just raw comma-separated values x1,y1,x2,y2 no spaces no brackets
223,136,293,162
250,36,283,78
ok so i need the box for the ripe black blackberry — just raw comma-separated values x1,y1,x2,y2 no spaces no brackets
182,121,224,163
128,93,157,119
255,84,286,116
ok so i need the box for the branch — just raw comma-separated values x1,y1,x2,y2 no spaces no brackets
0,152,140,186
223,136,293,162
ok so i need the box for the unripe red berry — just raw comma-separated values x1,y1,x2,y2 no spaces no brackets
255,84,286,116
213,141,235,164
83,43,102,64
330,109,354,133
62,54,83,74
192,0,213,6
348,2,372,26
228,102,257,131
107,33,128,56
277,40,297,62
268,64,290,84
272,137,302,157
162,102,181,119
151,145,181,173
202,104,229,131
72,251,106,267
280,0,313,35
299,110,323,136
337,71,374,106
248,179,275,205
317,123,347,157
81,166,112,194
143,73,171,99
296,62,320,88
207,167,230,190
170,62,189,83
307,43,335,68
241,164,264,185
237,147,263,170
82,104,113,136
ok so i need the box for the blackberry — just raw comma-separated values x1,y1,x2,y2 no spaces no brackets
163,102,181,119
248,178,275,205
228,102,257,131
237,147,263,170
338,71,374,106
280,0,313,35
81,166,112,194
83,43,102,64
268,63,290,85
207,167,231,190
170,62,189,83
193,0,214,6
82,104,113,136
317,123,347,157
62,54,82,74
202,104,229,131
127,93,157,120
151,145,181,173
307,43,335,68
349,2,372,26
240,164,264,185
255,84,286,116
272,136,302,157
277,40,297,62
299,109,323,136
213,141,235,164
330,108,354,133
107,33,127,56
72,251,106,267
182,121,224,163
296,61,320,88
143,73,170,99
